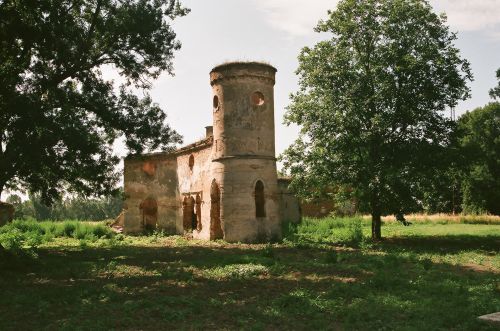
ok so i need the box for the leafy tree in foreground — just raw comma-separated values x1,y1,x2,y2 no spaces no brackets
0,0,187,202
281,0,472,239
457,102,500,215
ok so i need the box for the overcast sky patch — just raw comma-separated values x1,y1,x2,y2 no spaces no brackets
253,0,500,38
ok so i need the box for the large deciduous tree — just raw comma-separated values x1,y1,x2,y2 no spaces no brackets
0,0,187,202
282,0,472,239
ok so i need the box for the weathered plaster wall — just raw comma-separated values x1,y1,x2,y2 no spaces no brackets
301,199,336,218
216,158,281,243
176,143,214,240
211,63,276,161
123,154,179,234
210,62,281,243
123,138,215,236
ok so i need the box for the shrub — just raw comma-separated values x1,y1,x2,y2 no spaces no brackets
345,217,364,246
283,216,366,247
0,229,25,251
0,228,41,258
62,222,77,237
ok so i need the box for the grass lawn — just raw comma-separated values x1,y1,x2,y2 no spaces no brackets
0,218,499,330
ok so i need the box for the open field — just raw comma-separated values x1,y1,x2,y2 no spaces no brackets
1,217,499,330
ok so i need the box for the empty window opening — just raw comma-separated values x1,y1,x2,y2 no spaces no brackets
190,196,197,230
213,95,219,111
210,180,223,239
189,154,194,171
182,196,195,232
255,180,266,217
195,194,202,231
251,92,265,106
140,197,158,230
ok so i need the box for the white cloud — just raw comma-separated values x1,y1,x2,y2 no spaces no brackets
254,0,500,38
431,0,500,32
253,0,338,37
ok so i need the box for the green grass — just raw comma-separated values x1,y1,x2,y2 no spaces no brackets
0,218,499,330
0,219,114,242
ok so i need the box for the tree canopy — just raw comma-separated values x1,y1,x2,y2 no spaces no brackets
490,68,500,100
457,102,500,215
281,0,472,239
0,0,187,202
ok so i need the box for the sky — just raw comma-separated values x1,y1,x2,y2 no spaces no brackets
138,0,500,161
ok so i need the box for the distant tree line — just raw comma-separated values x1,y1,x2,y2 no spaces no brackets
419,102,499,215
295,100,500,218
6,193,123,221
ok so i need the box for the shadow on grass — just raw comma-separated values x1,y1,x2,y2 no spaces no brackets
379,234,500,255
0,238,499,331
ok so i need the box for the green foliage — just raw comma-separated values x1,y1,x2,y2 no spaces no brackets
7,193,123,221
0,0,188,202
0,229,28,251
457,103,500,215
284,217,367,247
281,0,472,239
0,219,115,249
0,226,43,258
202,264,269,280
490,68,500,100
420,166,462,214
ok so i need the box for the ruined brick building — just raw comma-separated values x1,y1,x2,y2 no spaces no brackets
123,62,300,243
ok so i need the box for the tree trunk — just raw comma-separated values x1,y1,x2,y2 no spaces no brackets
371,212,382,240
0,180,5,201
371,189,382,240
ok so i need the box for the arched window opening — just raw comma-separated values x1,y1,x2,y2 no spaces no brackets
190,196,197,230
213,95,220,111
195,194,202,231
182,196,195,232
189,154,194,171
140,197,158,230
255,180,266,217
210,180,223,239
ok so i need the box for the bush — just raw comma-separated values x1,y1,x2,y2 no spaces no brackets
62,222,77,237
0,220,114,245
0,229,25,251
345,217,363,246
0,228,41,258
283,216,366,247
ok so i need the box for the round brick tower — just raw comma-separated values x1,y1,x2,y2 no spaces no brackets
210,62,281,243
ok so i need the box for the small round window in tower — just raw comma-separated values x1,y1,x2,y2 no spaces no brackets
251,92,265,106
189,154,194,171
213,95,219,111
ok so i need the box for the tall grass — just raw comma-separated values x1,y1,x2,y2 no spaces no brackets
371,213,500,225
0,220,114,252
284,216,366,247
